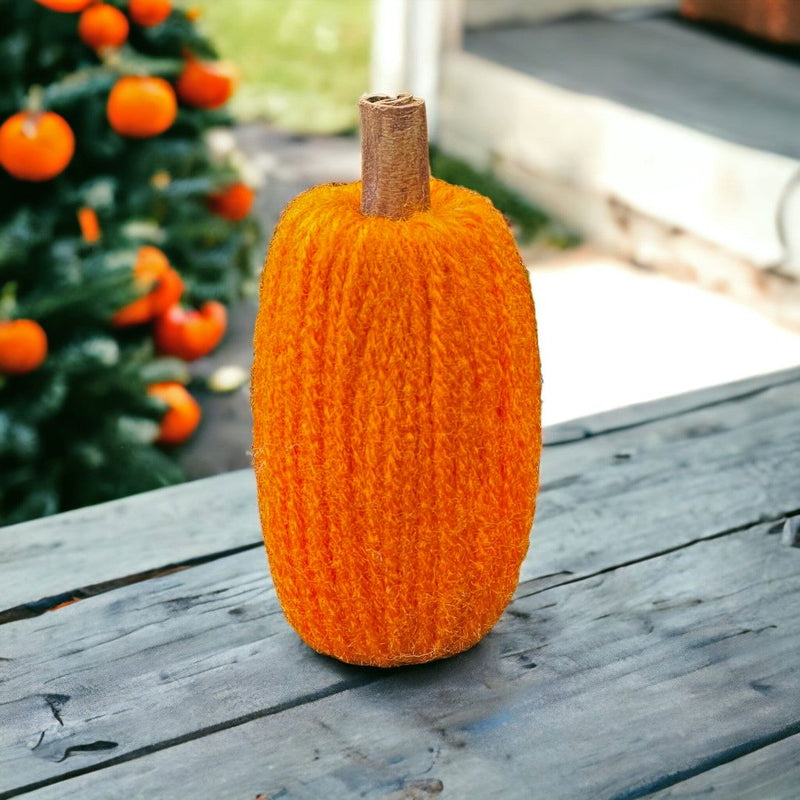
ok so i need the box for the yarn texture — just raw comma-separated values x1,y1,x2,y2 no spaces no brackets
251,178,542,667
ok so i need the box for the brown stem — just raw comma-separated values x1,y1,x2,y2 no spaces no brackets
359,93,431,220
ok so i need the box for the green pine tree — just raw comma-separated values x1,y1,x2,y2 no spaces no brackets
0,0,259,524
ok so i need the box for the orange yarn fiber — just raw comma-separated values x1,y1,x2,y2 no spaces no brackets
251,178,542,667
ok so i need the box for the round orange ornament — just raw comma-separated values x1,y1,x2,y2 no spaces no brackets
176,57,237,109
35,0,92,11
77,207,102,243
78,3,130,50
0,111,74,182
107,76,177,138
112,246,184,327
0,320,48,375
154,301,227,361
148,382,201,444
207,182,254,222
128,0,171,27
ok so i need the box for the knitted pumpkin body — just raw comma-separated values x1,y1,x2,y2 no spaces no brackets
252,174,541,667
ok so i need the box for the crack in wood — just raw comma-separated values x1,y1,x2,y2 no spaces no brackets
782,515,800,547
516,505,800,601
57,742,118,763
0,542,263,627
605,718,800,800
691,625,778,648
42,695,69,726
0,676,384,800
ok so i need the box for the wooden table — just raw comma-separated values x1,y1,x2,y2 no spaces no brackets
2,368,800,800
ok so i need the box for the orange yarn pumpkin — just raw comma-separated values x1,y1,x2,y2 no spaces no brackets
148,382,201,444
0,111,74,182
176,57,237,110
251,96,542,668
112,246,183,327
36,0,92,11
78,3,130,50
107,76,177,138
0,320,48,375
128,0,171,27
154,301,227,361
207,182,254,221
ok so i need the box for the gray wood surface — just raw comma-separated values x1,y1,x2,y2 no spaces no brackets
8,521,799,800
464,14,800,159
3,367,798,613
2,368,799,798
524,373,800,587
0,470,261,614
648,733,800,799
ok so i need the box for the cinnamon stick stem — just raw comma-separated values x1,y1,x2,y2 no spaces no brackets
359,94,431,220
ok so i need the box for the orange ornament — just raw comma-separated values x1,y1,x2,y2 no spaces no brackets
78,3,130,50
154,301,227,361
148,382,201,444
78,207,101,243
128,0,171,27
0,111,74,182
112,246,184,327
107,76,177,138
0,320,48,375
35,0,92,11
207,182,254,222
251,96,542,667
176,57,237,109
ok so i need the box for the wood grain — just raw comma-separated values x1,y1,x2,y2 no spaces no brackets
6,520,798,799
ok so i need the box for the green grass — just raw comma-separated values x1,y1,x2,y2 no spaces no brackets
193,0,371,134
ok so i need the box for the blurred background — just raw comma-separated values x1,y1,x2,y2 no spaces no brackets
2,0,800,523
189,0,800,466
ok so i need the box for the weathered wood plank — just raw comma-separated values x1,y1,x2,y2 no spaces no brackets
0,549,366,792
2,377,800,790
542,366,800,445
648,733,800,799
0,470,261,613
540,369,800,487
9,521,799,800
2,369,799,613
523,389,800,585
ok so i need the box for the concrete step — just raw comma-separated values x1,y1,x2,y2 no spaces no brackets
439,12,800,327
